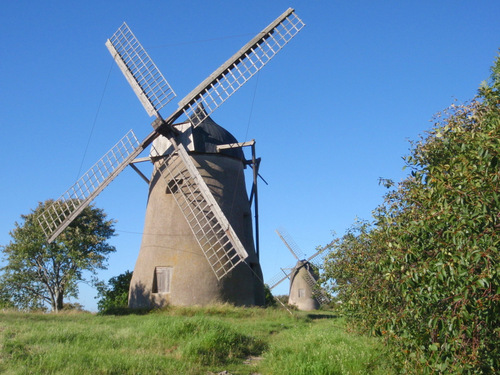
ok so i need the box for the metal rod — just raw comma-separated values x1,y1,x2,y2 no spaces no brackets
252,143,260,260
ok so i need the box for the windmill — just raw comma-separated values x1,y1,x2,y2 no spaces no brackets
268,229,330,311
37,9,305,308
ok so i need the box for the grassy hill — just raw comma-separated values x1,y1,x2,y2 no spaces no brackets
0,305,395,375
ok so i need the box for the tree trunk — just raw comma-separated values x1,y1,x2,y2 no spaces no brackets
52,290,64,313
56,292,64,312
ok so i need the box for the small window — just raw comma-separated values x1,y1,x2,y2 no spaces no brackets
298,288,305,298
153,267,172,293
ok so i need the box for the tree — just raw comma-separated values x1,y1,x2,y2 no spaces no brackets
95,270,132,314
323,53,500,373
0,200,116,312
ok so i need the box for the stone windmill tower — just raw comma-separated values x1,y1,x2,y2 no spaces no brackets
37,9,305,308
129,109,264,307
268,229,330,311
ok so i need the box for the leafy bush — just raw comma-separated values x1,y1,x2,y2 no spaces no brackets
324,54,500,373
96,270,132,314
264,284,277,307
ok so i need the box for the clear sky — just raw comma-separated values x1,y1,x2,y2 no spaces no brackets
1,1,499,311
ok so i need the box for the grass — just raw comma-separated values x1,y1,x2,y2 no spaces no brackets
0,305,396,374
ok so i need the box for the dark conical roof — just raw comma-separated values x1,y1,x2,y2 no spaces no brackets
190,106,244,160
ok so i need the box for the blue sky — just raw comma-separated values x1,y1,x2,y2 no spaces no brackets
1,1,499,311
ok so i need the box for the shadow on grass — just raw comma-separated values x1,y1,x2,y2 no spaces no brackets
98,306,152,316
306,313,339,320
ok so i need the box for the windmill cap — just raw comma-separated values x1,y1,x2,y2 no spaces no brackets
190,107,244,160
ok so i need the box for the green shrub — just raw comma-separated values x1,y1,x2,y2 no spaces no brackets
324,54,500,373
96,270,132,314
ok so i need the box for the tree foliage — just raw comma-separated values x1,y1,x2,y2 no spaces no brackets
96,270,132,314
0,284,15,310
0,201,116,312
324,54,500,373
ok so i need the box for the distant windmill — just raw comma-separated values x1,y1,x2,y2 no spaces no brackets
37,9,305,308
268,229,330,311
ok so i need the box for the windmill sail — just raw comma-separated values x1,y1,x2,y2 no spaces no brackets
178,8,305,127
268,268,294,290
157,144,249,280
305,242,332,268
303,266,330,305
106,22,176,117
276,228,307,260
38,130,143,242
268,228,309,289
301,244,333,305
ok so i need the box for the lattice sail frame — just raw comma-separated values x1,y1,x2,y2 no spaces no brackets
106,22,176,117
276,228,307,260
179,8,305,127
267,267,294,290
302,245,332,305
157,144,249,280
302,266,330,305
38,130,142,242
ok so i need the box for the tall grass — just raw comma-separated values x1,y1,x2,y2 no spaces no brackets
259,316,396,375
0,306,395,374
